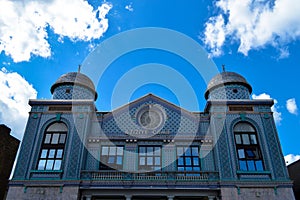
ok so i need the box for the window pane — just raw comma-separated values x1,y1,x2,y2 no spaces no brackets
178,167,184,171
238,149,245,158
147,147,153,155
41,149,48,158
109,147,116,155
147,157,153,165
239,160,247,171
51,133,59,144
46,160,54,170
193,167,200,171
117,147,123,155
242,134,250,145
250,134,257,144
192,147,198,156
140,157,145,165
246,149,255,158
185,147,191,156
185,157,191,166
154,166,160,171
117,156,123,165
44,134,51,143
256,160,264,171
235,134,242,144
38,160,46,170
193,157,199,166
186,167,192,171
177,147,183,156
56,149,63,158
178,157,184,165
53,160,61,170
102,147,108,155
155,157,160,165
154,147,160,155
49,149,55,158
247,160,255,171
59,134,66,144
108,156,115,164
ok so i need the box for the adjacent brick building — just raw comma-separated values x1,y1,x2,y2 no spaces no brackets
0,124,20,200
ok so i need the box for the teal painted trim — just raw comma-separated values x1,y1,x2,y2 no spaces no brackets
56,113,62,121
60,186,63,193
236,170,271,174
24,186,27,193
237,187,240,195
274,186,278,195
30,170,63,173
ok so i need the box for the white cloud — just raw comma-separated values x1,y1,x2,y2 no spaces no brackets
125,3,134,12
252,93,282,124
286,98,298,115
0,67,37,139
0,0,112,62
204,0,300,57
203,15,225,57
285,154,300,165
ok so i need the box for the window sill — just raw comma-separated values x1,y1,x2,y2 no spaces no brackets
30,170,63,179
237,170,271,174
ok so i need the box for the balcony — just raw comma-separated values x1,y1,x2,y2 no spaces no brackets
80,170,219,182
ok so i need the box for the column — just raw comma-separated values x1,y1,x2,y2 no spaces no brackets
168,196,174,200
85,195,92,200
125,195,132,200
208,196,215,200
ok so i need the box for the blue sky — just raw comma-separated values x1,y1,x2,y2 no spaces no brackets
0,0,300,164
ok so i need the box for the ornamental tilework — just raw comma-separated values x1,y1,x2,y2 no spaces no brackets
210,116,233,179
101,100,199,135
13,116,41,179
85,149,99,170
209,84,250,100
261,117,287,179
53,85,94,100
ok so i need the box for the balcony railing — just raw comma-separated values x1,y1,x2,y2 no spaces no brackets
80,170,219,182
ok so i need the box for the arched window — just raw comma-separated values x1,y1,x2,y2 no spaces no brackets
37,123,67,170
234,122,264,171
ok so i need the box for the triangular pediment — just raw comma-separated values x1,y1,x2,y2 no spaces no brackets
99,94,201,135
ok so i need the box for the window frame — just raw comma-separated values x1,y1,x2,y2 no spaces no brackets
234,123,264,171
99,146,124,170
138,146,162,171
37,123,67,171
176,146,201,172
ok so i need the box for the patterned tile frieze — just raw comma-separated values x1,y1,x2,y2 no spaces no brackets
209,84,250,100
52,85,95,100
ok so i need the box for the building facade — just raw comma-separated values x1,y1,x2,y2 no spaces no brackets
288,160,300,199
0,124,20,200
7,71,294,200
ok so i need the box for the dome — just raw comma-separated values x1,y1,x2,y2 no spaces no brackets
51,72,97,100
205,72,252,99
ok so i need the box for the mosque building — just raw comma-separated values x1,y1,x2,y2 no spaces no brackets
7,69,294,200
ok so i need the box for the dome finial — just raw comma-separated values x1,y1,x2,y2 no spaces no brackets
222,64,226,72
78,64,81,73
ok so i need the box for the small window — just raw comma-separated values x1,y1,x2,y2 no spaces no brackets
100,146,124,170
138,146,161,171
177,146,200,172
65,89,71,94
